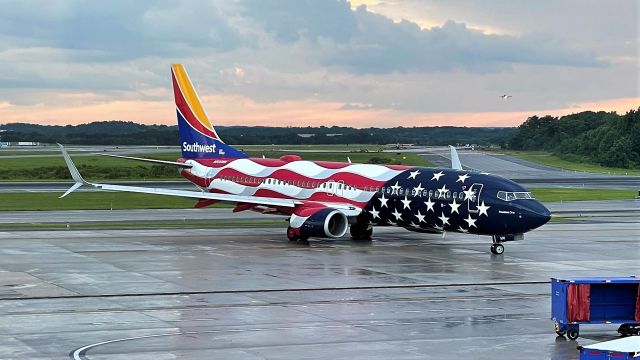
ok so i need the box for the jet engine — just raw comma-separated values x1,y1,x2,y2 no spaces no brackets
294,208,349,238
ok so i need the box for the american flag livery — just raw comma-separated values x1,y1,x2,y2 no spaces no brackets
58,64,551,254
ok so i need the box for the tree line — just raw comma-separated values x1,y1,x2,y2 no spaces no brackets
0,121,515,147
508,108,640,168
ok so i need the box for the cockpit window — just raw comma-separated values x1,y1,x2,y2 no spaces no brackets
497,191,534,201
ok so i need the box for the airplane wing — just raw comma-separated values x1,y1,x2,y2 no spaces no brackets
58,144,296,208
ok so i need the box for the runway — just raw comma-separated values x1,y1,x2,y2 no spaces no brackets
419,148,640,189
0,203,638,359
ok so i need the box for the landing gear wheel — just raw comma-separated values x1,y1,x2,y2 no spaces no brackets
490,243,504,255
286,227,299,242
567,329,579,340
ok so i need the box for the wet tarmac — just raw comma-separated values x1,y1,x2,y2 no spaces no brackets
0,206,638,359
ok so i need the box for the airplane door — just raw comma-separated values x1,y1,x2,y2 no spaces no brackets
326,181,344,197
336,180,345,197
326,181,335,196
467,183,483,213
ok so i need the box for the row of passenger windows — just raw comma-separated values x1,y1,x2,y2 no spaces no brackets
218,176,356,191
218,175,477,201
497,191,534,201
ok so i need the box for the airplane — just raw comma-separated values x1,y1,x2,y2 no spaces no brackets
500,94,513,100
58,64,551,255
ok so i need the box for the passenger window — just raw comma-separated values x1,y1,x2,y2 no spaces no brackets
434,190,440,198
429,190,433,197
422,190,428,198
446,191,451,199
453,192,457,199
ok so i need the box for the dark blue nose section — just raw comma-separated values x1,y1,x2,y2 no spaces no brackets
522,201,551,230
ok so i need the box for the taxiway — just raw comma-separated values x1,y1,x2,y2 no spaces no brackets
0,202,637,359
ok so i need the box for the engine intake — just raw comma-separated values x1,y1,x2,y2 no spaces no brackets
297,208,348,238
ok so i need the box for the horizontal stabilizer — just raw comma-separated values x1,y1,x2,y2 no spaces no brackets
95,153,192,168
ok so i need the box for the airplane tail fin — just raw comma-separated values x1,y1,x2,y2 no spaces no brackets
171,64,247,159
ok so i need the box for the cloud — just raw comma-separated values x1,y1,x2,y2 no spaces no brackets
241,1,605,74
0,0,243,61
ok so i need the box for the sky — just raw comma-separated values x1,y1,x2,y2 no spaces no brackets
0,0,637,128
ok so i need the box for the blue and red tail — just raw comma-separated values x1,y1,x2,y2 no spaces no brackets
171,64,247,159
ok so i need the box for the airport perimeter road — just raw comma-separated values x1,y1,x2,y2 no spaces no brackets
0,181,194,193
0,208,276,224
1,199,637,225
0,207,637,359
0,146,179,158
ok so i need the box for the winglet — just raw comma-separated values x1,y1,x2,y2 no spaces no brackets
58,144,88,198
449,145,463,170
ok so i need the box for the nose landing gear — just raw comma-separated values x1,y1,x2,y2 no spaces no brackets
490,234,523,254
490,234,509,254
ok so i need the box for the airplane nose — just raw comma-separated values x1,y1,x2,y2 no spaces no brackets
522,201,551,230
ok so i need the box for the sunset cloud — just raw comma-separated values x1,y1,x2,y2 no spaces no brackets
1,93,636,129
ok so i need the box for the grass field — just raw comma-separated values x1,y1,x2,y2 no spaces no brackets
0,150,434,181
499,150,640,175
529,187,637,202
0,187,635,212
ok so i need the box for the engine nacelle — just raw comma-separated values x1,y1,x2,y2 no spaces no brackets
292,208,349,239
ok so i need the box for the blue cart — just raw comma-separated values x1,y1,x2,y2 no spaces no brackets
551,277,640,340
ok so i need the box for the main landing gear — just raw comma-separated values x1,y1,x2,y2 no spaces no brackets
350,223,373,241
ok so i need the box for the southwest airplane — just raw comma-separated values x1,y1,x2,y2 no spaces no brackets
59,64,551,254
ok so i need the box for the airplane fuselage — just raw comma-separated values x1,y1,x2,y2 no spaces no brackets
179,156,551,238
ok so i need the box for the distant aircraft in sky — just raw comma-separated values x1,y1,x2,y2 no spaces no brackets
59,64,550,254
500,94,513,100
